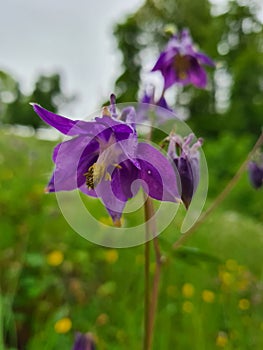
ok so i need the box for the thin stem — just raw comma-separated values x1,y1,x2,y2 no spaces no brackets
173,131,263,250
144,239,151,350
143,196,163,350
147,237,162,349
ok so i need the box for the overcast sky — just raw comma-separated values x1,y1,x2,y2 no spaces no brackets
0,0,143,117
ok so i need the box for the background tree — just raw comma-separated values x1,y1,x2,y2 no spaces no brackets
113,0,263,138
0,71,72,130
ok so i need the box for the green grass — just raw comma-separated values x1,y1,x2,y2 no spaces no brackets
0,130,263,349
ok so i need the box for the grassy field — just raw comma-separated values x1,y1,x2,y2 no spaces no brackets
1,129,263,349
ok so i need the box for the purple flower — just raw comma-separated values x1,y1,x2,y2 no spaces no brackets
32,96,180,225
168,133,203,209
137,87,174,124
248,160,263,189
152,29,214,90
72,332,95,350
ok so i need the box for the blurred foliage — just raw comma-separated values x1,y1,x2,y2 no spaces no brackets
0,71,73,129
0,131,263,349
1,0,263,349
113,0,263,138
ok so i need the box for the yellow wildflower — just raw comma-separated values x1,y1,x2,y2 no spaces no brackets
225,259,238,271
47,250,64,266
54,317,72,334
216,331,228,347
238,298,250,311
202,289,215,303
182,283,195,298
96,313,109,326
220,271,234,286
104,249,118,264
182,301,194,313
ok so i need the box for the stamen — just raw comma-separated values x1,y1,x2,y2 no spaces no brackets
102,106,111,117
173,55,190,79
84,163,107,189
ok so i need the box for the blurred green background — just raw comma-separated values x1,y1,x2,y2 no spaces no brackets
1,0,263,349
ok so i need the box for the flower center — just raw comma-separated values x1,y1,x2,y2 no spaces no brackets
173,55,190,80
84,134,122,189
84,163,111,189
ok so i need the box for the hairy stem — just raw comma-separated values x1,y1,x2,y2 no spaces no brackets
173,131,263,250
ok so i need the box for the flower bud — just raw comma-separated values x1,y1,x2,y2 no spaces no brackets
248,161,263,189
72,332,96,350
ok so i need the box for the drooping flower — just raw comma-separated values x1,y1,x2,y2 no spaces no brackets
72,332,96,350
152,29,214,90
32,95,180,225
137,86,174,124
167,133,203,208
248,158,263,189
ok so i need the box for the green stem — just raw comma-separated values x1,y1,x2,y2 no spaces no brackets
143,196,163,350
173,130,263,250
147,236,162,349
144,240,151,350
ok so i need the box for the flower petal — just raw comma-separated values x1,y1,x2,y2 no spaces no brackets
93,178,128,226
137,142,180,201
31,104,87,136
188,58,207,88
47,136,99,192
196,52,215,66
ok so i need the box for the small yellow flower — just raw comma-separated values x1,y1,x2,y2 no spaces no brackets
182,283,195,298
220,271,234,286
104,249,118,264
216,331,228,347
182,301,194,313
237,278,249,292
54,317,72,334
96,313,109,326
202,289,215,303
47,250,64,266
225,259,238,271
238,298,250,311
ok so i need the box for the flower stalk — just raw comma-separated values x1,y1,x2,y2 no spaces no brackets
143,196,163,350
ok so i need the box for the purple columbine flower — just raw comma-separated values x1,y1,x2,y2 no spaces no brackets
248,160,263,189
137,87,174,124
167,133,203,209
32,95,180,226
152,29,215,90
72,332,96,350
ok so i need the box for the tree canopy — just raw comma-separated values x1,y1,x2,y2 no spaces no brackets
113,0,263,138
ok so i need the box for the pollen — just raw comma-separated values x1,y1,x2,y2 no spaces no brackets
84,163,107,189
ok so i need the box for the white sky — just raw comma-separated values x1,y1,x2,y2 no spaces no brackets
0,0,143,118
